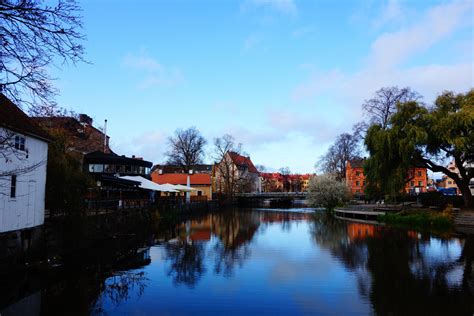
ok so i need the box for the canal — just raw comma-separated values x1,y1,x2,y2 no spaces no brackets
1,207,473,315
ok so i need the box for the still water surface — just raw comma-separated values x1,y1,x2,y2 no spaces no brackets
2,207,473,315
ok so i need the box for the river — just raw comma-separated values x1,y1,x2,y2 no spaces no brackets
0,207,473,315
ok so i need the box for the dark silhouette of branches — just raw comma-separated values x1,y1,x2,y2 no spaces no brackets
362,86,421,129
165,127,207,172
0,0,86,111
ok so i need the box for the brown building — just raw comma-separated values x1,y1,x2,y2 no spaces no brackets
345,159,428,196
33,114,111,155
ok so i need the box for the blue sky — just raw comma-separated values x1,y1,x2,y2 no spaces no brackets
52,0,473,173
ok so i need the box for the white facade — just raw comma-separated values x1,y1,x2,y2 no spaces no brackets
0,128,48,233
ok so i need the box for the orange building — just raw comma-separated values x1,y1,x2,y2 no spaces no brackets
260,173,313,192
346,159,428,196
151,172,213,201
346,159,366,196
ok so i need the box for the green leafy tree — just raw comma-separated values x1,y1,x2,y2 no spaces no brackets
45,129,94,214
364,89,474,207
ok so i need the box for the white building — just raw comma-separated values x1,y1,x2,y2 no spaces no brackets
0,94,49,233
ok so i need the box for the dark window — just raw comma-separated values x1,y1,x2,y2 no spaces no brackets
14,135,26,151
417,171,422,177
363,181,366,186
356,181,360,186
356,171,360,176
10,175,17,198
198,191,202,196
411,181,415,187
418,181,423,186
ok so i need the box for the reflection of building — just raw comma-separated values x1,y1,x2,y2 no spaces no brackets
346,159,428,196
0,94,50,233
151,173,212,201
347,223,377,240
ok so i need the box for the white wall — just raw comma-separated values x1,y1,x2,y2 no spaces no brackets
0,128,48,233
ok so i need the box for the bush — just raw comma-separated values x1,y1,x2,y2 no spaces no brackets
378,210,452,230
308,175,349,210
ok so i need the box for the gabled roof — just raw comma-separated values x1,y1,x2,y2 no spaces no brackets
228,151,259,173
0,93,50,141
151,173,212,185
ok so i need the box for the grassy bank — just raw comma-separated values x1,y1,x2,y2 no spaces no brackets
378,208,453,231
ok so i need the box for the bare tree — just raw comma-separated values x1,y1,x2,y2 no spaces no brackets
0,0,86,111
165,127,207,173
362,87,421,129
213,134,251,198
318,133,361,181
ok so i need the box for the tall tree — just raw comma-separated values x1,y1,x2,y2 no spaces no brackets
1,0,85,111
362,87,421,129
319,133,361,181
213,134,249,198
165,127,207,173
365,89,474,207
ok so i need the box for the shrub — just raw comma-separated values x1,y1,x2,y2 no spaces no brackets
308,175,349,210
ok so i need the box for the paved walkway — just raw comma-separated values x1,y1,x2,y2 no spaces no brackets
454,211,474,234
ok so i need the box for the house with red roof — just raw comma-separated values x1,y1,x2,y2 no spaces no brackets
214,151,261,195
151,172,213,201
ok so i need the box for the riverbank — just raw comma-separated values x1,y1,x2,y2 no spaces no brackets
377,208,453,231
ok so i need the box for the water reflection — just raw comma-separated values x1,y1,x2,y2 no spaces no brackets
311,212,473,315
1,208,472,315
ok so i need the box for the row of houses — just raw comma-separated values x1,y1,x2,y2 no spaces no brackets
0,94,280,234
345,157,474,197
346,158,428,197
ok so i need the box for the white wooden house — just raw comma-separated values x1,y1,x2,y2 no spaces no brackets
0,94,49,233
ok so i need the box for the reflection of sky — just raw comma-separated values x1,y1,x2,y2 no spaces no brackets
96,216,469,315
98,219,373,315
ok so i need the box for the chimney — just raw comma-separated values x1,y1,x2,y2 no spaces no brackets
79,114,93,125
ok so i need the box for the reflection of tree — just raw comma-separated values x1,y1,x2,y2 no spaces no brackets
309,213,474,315
211,210,259,276
164,241,206,288
94,271,148,313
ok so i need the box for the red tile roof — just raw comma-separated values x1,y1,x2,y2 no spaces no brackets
151,173,211,185
0,94,50,141
228,151,259,173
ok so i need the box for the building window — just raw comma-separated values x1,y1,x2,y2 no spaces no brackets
411,181,415,187
418,181,422,187
197,191,202,196
363,181,366,186
14,135,26,151
10,175,17,198
417,171,422,177
356,181,360,186
89,164,104,173
356,171,360,176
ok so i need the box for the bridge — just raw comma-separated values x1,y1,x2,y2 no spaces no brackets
235,192,308,205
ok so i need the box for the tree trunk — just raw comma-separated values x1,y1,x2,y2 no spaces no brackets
458,183,473,208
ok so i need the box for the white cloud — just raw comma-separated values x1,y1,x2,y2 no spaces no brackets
373,0,402,28
293,0,474,115
369,1,472,69
243,0,297,16
114,130,168,165
121,49,183,89
243,34,262,51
